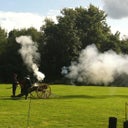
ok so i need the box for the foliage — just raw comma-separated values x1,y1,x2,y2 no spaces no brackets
0,27,8,82
41,16,81,80
0,28,42,83
40,5,113,81
120,37,128,54
0,5,128,84
0,27,7,54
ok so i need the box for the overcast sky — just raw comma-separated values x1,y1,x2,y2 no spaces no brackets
0,0,128,38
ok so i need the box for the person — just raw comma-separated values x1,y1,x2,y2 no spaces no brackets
23,75,32,99
16,75,32,99
11,73,18,97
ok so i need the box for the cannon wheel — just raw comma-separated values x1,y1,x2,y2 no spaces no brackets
36,84,51,99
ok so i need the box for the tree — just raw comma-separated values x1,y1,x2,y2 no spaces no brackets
40,5,114,82
120,36,128,54
0,27,7,55
0,27,42,83
75,5,111,50
0,5,126,84
0,27,8,82
41,16,81,81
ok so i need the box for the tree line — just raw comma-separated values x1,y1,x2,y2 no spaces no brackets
0,5,128,84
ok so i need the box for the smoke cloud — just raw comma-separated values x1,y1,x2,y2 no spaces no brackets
103,0,128,19
67,44,128,85
16,36,45,81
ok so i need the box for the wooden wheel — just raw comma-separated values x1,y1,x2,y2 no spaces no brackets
37,84,51,99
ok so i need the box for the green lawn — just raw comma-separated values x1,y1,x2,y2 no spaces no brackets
0,84,128,128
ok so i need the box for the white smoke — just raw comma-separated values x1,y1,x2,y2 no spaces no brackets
67,44,128,85
103,0,128,19
61,66,68,75
16,36,45,81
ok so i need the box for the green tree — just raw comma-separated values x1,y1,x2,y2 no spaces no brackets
0,27,7,82
41,5,114,82
41,16,81,81
0,27,7,55
120,36,128,54
0,5,125,84
0,27,42,83
75,5,111,49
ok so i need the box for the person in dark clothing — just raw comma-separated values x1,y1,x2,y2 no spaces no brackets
16,75,32,99
23,75,32,99
11,73,18,97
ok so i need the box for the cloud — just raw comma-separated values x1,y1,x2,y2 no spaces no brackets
107,18,128,38
103,0,128,19
0,11,57,32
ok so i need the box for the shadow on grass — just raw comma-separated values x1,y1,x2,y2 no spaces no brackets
1,94,128,100
50,94,128,99
0,96,12,100
0,95,51,100
0,96,26,100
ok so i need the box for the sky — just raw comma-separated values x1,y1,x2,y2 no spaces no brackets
0,0,128,38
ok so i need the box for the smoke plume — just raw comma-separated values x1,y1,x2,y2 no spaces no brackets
103,0,128,19
16,36,45,81
67,44,128,85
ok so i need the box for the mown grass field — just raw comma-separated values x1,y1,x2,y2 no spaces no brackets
0,84,128,128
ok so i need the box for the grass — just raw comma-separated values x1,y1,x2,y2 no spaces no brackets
0,84,128,128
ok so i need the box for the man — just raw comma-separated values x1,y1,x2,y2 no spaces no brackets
23,75,32,99
11,73,18,97
16,75,32,99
